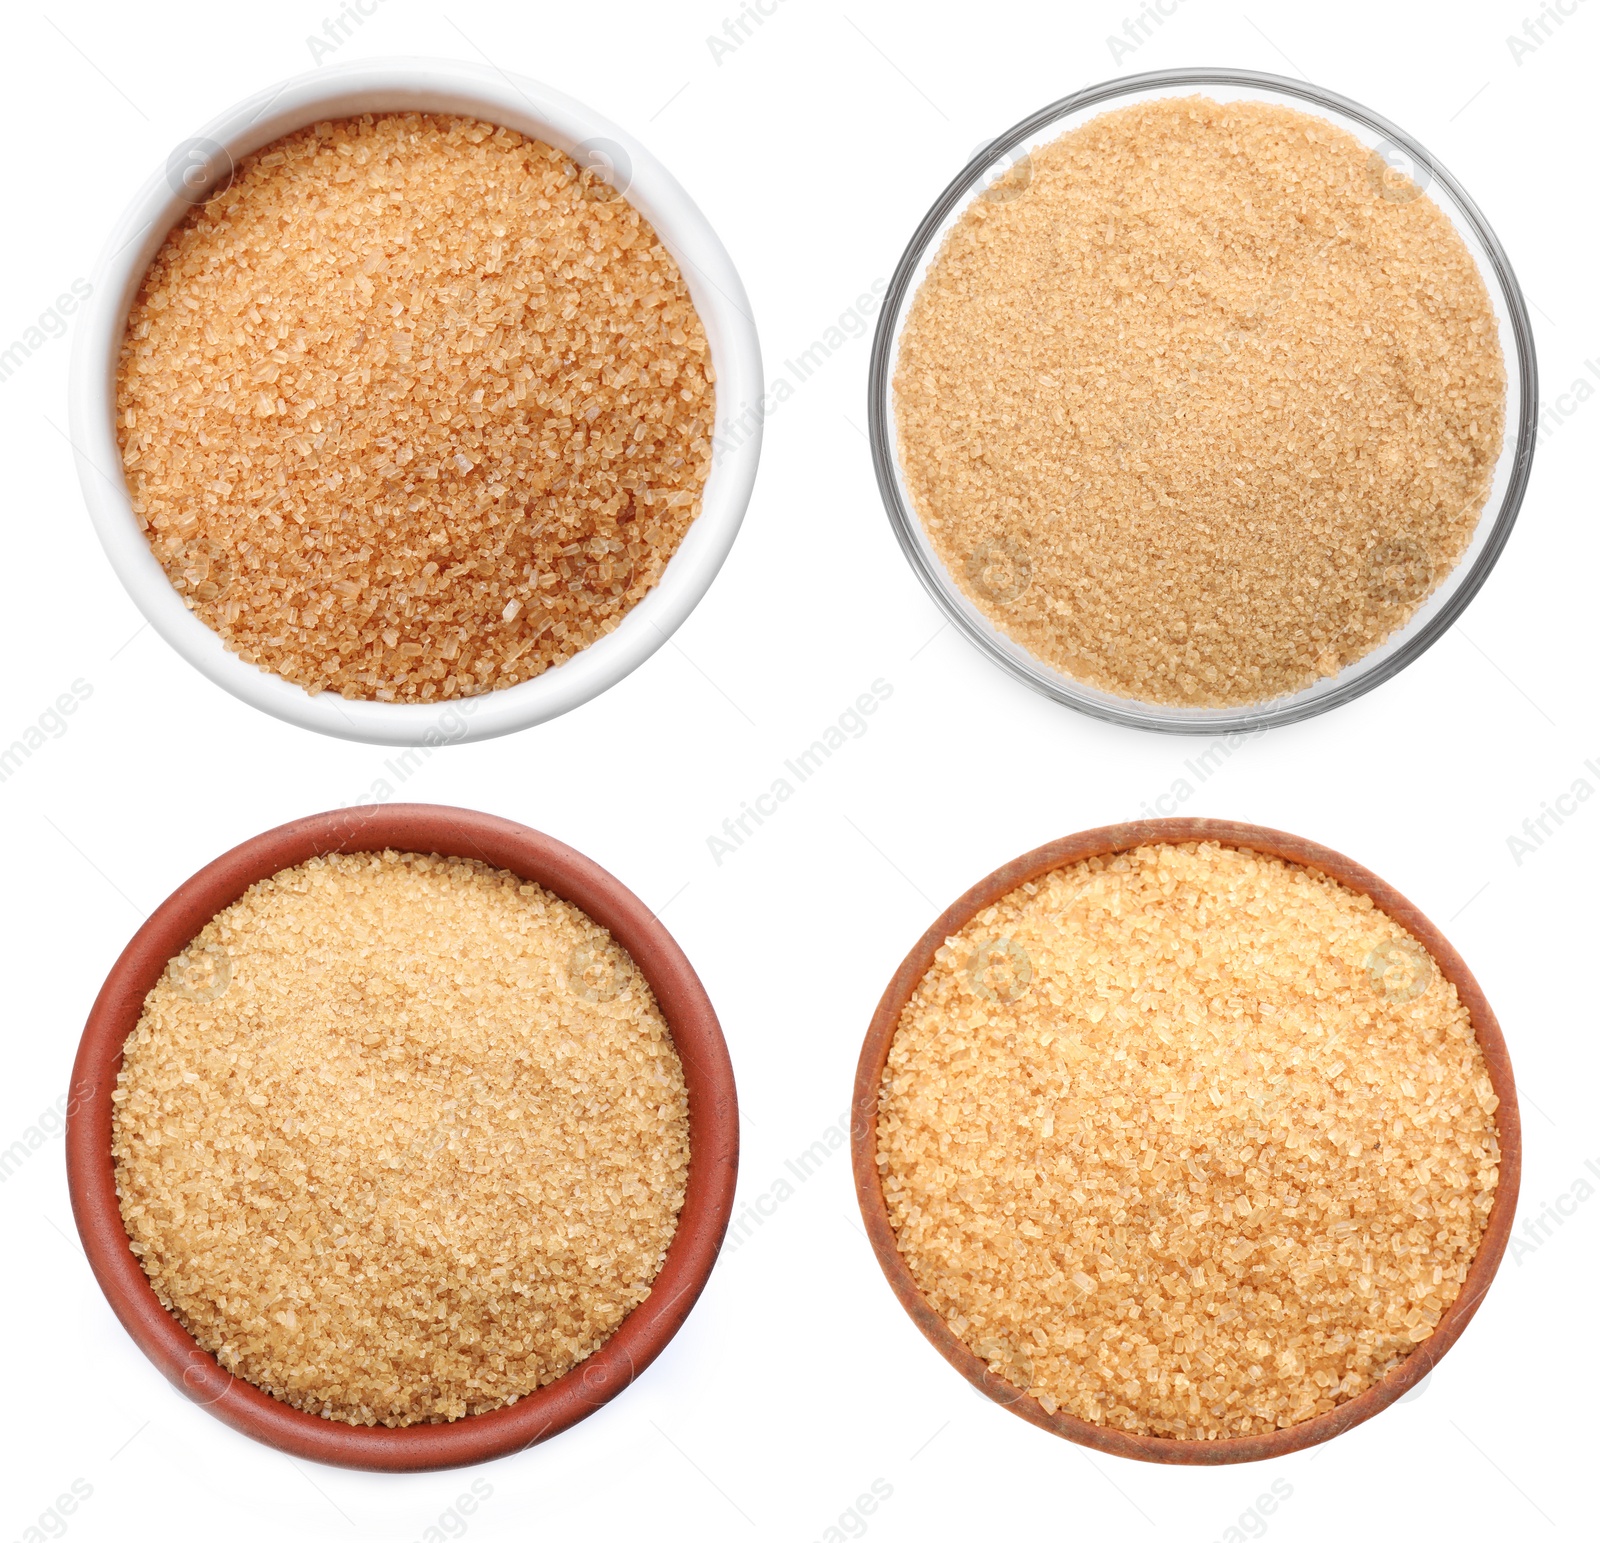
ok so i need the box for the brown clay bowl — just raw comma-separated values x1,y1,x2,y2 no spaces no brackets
66,803,739,1472
851,817,1520,1465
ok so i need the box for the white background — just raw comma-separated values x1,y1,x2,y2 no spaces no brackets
1,1,1594,1539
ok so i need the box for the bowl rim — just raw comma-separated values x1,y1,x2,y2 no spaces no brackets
850,817,1521,1464
866,65,1539,735
64,803,739,1473
67,56,763,747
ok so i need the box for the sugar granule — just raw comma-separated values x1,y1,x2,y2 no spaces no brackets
894,98,1506,707
112,850,691,1427
876,842,1500,1439
117,114,714,702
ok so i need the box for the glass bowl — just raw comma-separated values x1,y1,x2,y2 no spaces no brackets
867,67,1537,734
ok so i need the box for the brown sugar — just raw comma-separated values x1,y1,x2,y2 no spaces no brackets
111,851,690,1427
116,114,714,702
893,98,1505,707
876,842,1500,1439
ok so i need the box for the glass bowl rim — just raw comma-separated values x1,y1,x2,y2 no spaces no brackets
867,65,1539,735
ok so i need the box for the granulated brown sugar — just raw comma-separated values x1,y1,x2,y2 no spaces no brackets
117,114,714,702
893,98,1505,707
111,851,690,1427
876,842,1500,1440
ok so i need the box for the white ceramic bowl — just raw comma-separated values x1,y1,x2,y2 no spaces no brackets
70,58,762,746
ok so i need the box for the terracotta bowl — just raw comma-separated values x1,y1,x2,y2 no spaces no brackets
66,804,738,1472
851,818,1520,1465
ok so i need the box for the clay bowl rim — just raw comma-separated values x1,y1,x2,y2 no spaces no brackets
65,803,739,1473
850,817,1520,1466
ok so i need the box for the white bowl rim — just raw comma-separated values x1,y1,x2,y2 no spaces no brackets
69,56,763,747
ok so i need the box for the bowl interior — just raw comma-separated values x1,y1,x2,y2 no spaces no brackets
71,59,763,746
850,818,1520,1463
65,805,738,1472
869,68,1536,734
